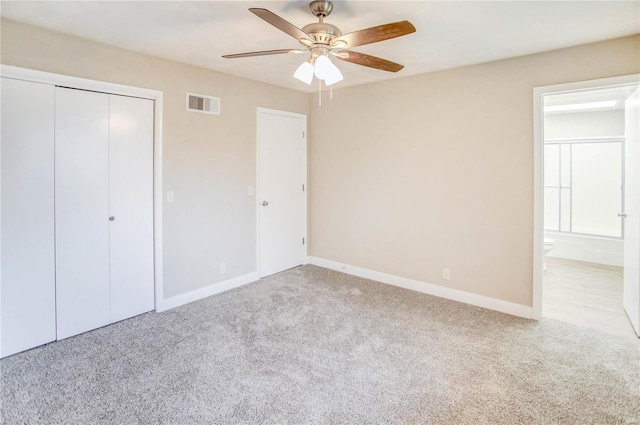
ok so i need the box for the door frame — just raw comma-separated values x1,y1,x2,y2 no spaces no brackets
0,65,165,317
256,107,308,278
532,73,640,320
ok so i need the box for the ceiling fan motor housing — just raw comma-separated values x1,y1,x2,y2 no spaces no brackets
302,22,342,46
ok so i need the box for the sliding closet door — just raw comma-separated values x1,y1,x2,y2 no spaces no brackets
55,87,111,340
109,95,155,322
1,78,56,357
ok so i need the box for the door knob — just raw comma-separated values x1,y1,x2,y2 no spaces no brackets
262,201,269,207
109,216,115,221
618,212,627,218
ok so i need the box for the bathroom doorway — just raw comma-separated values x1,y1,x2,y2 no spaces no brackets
533,75,640,338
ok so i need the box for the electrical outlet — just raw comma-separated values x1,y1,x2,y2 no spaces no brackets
220,263,226,274
166,191,174,203
443,268,450,280
248,185,255,196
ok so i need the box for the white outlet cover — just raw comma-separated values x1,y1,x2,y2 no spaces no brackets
166,191,174,203
248,185,255,196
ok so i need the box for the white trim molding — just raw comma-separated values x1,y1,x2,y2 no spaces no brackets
307,256,534,319
156,272,259,312
532,73,640,320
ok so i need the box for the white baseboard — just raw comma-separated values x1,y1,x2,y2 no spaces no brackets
156,272,260,312
306,256,534,319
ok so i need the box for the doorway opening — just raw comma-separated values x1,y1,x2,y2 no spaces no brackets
533,75,640,338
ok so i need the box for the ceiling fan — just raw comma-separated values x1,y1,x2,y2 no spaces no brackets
222,0,416,86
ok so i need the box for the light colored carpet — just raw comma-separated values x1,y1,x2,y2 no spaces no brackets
1,265,639,424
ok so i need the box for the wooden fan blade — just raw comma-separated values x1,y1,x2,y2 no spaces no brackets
337,51,404,72
332,21,416,48
249,8,311,43
222,49,301,59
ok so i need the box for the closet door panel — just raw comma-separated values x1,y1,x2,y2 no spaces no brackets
55,87,111,340
1,78,56,357
109,95,155,322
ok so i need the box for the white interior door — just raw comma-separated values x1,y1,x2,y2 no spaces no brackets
1,78,56,357
623,86,640,337
109,94,155,322
55,87,111,340
258,110,306,278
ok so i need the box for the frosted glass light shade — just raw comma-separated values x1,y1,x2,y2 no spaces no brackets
314,55,332,80
293,62,314,85
324,62,343,86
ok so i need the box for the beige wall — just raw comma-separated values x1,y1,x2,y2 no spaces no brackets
2,17,638,309
1,18,309,299
309,35,639,307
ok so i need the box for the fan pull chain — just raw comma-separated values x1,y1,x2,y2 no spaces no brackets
318,78,322,107
330,84,333,100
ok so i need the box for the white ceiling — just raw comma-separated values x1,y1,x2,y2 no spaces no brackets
2,1,639,93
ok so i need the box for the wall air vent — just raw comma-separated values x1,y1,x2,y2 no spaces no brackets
186,93,220,115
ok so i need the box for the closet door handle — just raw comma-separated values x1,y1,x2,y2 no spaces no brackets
109,216,115,221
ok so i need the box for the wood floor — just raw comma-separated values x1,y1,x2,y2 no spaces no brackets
543,257,637,338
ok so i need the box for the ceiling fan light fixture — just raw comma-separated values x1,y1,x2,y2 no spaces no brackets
313,54,333,80
324,62,343,86
294,61,314,85
224,1,416,90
